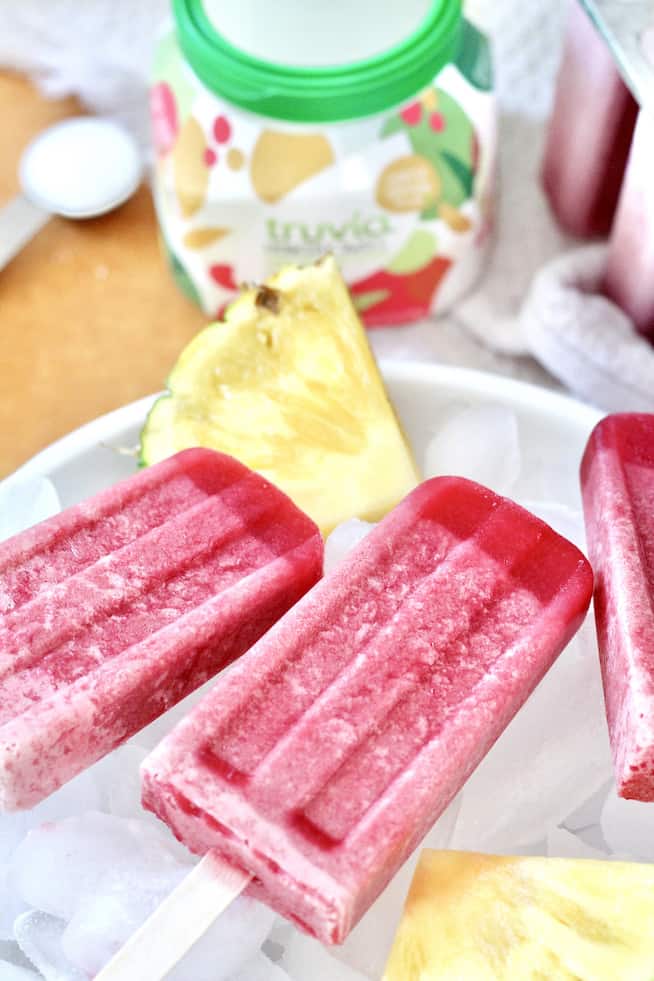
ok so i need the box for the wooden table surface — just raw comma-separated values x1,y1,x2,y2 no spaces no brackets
0,73,206,478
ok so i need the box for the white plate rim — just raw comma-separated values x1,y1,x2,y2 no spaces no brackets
10,360,604,482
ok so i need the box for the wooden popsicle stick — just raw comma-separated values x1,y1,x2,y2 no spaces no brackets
94,849,251,980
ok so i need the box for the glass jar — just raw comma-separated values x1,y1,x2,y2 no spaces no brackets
542,1,637,240
151,0,496,326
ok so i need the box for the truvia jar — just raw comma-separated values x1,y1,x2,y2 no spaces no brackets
151,0,496,326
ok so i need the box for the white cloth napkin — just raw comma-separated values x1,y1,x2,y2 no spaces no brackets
0,0,169,152
522,244,654,413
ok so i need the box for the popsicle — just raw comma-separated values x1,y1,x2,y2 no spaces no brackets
580,413,654,799
142,476,593,945
603,110,654,341
0,447,323,812
542,2,637,238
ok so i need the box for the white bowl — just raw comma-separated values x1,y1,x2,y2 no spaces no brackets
7,361,606,979
14,360,602,510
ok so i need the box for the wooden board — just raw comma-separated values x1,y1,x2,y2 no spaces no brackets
0,73,206,477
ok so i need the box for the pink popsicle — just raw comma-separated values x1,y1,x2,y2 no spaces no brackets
581,413,654,799
0,448,322,811
542,2,637,239
603,111,654,341
142,477,593,944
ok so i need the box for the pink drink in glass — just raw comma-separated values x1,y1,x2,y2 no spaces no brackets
542,1,638,238
604,109,654,340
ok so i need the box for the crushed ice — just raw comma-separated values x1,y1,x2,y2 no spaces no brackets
0,477,61,542
423,403,521,493
0,424,643,978
323,519,376,575
0,771,281,980
0,962,42,980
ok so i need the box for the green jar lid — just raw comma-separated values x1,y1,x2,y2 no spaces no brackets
172,0,463,123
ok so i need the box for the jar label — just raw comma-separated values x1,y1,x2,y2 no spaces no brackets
151,26,496,326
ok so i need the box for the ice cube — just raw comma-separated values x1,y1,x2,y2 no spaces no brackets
62,863,189,976
0,477,60,541
600,787,654,860
90,743,150,820
10,813,187,921
0,962,41,981
517,499,586,552
0,764,103,870
0,826,30,940
265,919,295,956
0,943,33,972
166,897,276,981
562,779,613,833
323,520,376,576
13,911,84,981
0,770,107,940
0,820,29,871
27,764,103,824
547,826,607,860
423,405,521,494
0,865,28,942
281,931,368,981
230,952,291,981
450,616,614,853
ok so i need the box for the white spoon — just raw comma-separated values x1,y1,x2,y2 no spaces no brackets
0,117,142,270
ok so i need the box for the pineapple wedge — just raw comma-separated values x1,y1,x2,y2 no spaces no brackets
140,256,419,534
383,850,654,980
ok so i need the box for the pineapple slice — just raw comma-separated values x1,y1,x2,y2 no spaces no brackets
140,256,419,534
383,850,654,980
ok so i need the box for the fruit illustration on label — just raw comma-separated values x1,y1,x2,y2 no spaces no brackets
173,116,209,218
250,130,335,203
212,115,231,143
421,89,438,112
190,111,248,181
376,154,441,213
351,230,451,325
151,32,196,156
387,229,438,272
227,147,245,171
209,264,238,290
380,87,476,219
150,83,178,157
438,202,472,232
183,227,230,250
400,102,423,126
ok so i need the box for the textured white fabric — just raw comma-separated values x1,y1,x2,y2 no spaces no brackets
0,0,169,150
1,0,650,407
454,113,573,356
522,245,654,413
466,0,568,119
